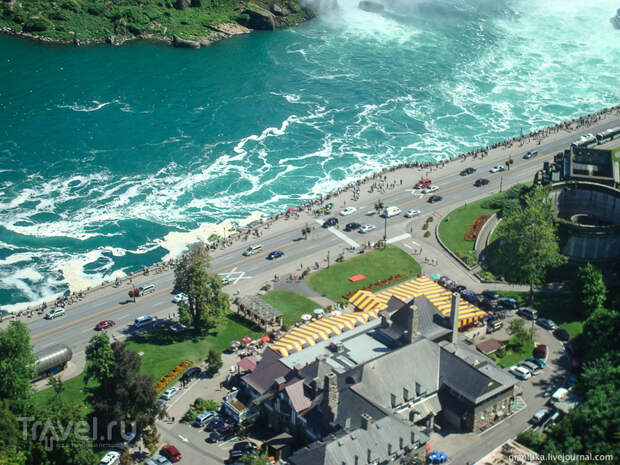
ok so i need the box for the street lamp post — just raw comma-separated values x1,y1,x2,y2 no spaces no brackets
383,212,388,247
500,176,503,193
327,250,330,269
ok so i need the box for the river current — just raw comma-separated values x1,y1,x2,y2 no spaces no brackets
1,0,619,310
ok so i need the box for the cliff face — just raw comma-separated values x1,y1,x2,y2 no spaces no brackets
0,0,315,47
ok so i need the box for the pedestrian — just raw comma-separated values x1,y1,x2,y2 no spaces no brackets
172,417,175,423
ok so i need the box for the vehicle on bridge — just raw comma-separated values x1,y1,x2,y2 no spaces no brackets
345,222,361,231
490,165,505,173
340,206,357,216
95,320,116,331
474,178,490,187
45,306,65,320
460,167,476,176
404,208,421,218
414,178,432,189
427,195,442,203
323,217,339,228
381,206,401,218
523,150,538,159
267,250,285,260
422,185,440,194
33,343,72,381
359,224,376,233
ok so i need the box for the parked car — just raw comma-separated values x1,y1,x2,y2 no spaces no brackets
553,328,570,341
423,185,440,194
226,450,251,464
134,315,157,328
414,178,432,189
208,424,237,442
455,285,467,293
204,417,225,432
526,357,546,369
181,367,201,383
482,290,500,300
490,165,505,173
359,224,376,233
530,407,551,425
145,455,172,465
99,451,121,465
160,386,180,401
193,411,217,427
427,195,443,203
474,178,490,187
517,307,539,320
172,293,188,304
345,222,361,231
498,297,518,309
519,360,541,375
233,441,259,452
523,150,538,159
404,208,421,218
460,167,476,176
323,217,339,228
509,365,532,380
533,344,547,359
95,320,116,331
537,318,557,330
340,207,357,216
267,250,284,260
160,445,182,463
486,315,503,333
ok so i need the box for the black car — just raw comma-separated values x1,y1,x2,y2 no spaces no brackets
345,222,361,231
460,167,476,176
180,366,201,383
554,328,570,341
455,285,467,293
267,250,284,260
497,297,518,309
428,195,442,203
474,178,490,187
523,150,538,159
233,441,259,452
226,450,251,464
482,290,500,300
323,217,339,228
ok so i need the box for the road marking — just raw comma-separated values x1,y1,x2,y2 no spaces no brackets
411,240,419,246
386,233,411,244
314,220,359,247
219,268,252,284
178,434,189,442
404,244,412,249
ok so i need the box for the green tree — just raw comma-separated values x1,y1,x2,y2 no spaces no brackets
495,186,566,302
87,341,160,438
84,332,115,385
143,425,160,453
174,243,229,332
0,321,35,413
574,263,606,316
240,453,270,465
579,308,620,363
206,349,223,375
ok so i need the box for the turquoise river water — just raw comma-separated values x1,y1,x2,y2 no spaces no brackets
1,0,619,310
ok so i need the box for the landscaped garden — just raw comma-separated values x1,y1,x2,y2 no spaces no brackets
260,290,320,325
308,245,421,303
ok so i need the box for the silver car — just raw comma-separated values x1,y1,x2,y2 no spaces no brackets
359,224,376,233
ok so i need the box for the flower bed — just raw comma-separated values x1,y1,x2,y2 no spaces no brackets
465,214,491,241
343,274,404,299
154,360,192,393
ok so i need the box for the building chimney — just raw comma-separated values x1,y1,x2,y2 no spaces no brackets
275,376,286,392
450,292,460,344
406,304,419,344
379,309,391,328
324,372,339,424
361,413,373,431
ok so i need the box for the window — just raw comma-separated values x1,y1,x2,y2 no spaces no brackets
403,388,409,402
415,382,421,396
390,393,397,408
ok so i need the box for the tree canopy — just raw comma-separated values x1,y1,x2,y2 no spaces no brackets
495,186,566,300
174,242,229,332
574,263,606,316
0,321,35,413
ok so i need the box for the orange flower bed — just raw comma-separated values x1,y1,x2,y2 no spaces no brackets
465,214,491,241
343,274,404,299
154,360,192,393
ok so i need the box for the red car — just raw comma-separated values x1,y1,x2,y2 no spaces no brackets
415,178,432,189
95,320,116,331
161,445,182,462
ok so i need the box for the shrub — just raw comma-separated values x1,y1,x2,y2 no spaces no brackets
495,346,506,358
260,283,271,292
424,231,431,238
23,17,51,32
426,217,434,223
281,323,290,332
422,223,428,230
236,13,250,25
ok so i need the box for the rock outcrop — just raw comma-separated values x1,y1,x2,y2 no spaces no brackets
172,35,200,49
243,5,276,30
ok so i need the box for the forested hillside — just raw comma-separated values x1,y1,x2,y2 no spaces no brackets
0,0,313,44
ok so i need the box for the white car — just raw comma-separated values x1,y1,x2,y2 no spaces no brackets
404,209,421,218
359,224,376,233
340,207,357,216
99,451,120,465
172,293,188,304
490,165,505,173
423,185,439,194
160,386,180,401
381,206,401,218
509,365,532,380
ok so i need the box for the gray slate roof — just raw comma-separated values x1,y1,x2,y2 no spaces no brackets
289,415,429,465
351,338,440,410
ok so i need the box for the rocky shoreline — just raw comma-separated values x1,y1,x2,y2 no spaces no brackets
0,1,315,49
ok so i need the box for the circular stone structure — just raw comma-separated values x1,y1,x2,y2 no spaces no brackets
548,182,620,263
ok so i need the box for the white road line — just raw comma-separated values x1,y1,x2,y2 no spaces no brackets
178,434,189,442
410,240,419,246
152,300,167,307
314,220,359,247
404,244,413,249
386,233,411,244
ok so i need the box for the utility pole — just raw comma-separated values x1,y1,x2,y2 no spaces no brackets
383,210,388,248
327,250,330,269
500,176,503,193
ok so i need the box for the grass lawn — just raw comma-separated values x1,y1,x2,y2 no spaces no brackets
308,245,421,303
438,194,502,266
497,291,584,338
260,291,320,326
33,372,90,412
128,314,263,382
491,340,535,368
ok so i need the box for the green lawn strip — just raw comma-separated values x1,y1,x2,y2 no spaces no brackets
497,291,583,338
33,372,90,412
260,290,320,326
307,245,421,303
491,340,534,368
127,313,263,382
438,194,503,265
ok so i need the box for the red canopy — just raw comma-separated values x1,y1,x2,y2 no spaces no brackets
260,336,270,342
